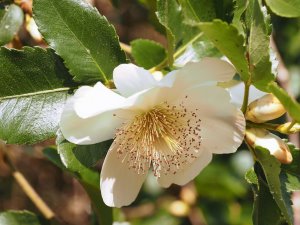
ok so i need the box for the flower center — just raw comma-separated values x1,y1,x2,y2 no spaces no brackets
112,99,202,177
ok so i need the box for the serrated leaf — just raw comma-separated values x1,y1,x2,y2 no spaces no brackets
268,81,300,123
247,0,274,91
131,39,167,69
199,20,250,81
281,142,300,191
252,169,284,225
0,47,74,144
0,211,41,225
33,0,126,83
253,146,294,225
265,0,300,18
0,4,23,46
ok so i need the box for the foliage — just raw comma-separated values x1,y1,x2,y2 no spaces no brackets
1,0,300,224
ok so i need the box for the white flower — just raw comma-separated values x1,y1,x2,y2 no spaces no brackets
60,58,245,208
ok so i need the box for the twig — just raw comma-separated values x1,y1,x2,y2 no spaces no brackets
1,142,55,220
120,42,132,54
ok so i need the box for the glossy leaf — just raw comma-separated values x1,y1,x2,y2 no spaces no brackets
0,47,73,144
199,20,250,81
253,146,294,225
33,0,126,83
247,0,274,91
131,39,167,69
232,0,248,34
0,4,23,46
0,211,41,225
265,0,300,18
268,81,300,123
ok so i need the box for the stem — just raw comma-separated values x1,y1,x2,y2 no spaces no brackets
82,182,113,225
149,32,203,72
285,120,296,133
1,143,55,220
241,81,250,114
173,32,203,58
246,121,280,131
120,42,132,54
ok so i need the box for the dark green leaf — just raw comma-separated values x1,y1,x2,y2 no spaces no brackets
247,0,274,91
0,211,41,225
199,20,250,81
252,170,285,225
265,0,300,18
268,81,300,123
131,39,167,69
253,146,294,225
0,47,74,144
0,4,23,46
281,142,300,191
33,0,126,83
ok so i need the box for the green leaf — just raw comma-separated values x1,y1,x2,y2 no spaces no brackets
245,167,258,185
253,146,294,225
268,81,300,123
0,4,24,46
265,0,300,18
247,0,274,91
0,211,41,225
232,0,248,34
252,170,285,225
199,20,250,81
131,39,167,69
281,142,300,191
178,0,217,24
0,47,74,144
33,0,126,83
156,0,179,66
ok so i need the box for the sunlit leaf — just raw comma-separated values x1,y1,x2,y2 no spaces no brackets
0,211,41,225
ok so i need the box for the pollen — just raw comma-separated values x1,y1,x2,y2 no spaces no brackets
111,99,202,177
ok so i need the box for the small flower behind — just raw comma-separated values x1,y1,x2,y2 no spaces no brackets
60,58,246,207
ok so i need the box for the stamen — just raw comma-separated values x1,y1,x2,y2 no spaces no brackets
111,98,202,177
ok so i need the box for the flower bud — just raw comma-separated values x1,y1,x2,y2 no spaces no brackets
245,128,293,164
246,94,285,123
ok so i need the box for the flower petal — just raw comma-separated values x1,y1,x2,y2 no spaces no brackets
100,149,147,207
74,82,126,119
159,58,236,89
60,96,126,144
157,151,212,188
228,82,266,107
113,64,158,97
169,85,245,154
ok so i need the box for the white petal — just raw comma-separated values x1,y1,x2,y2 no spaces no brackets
100,149,147,207
157,151,212,188
60,96,126,144
113,64,158,97
170,85,245,154
160,58,236,90
228,82,267,107
74,82,126,119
